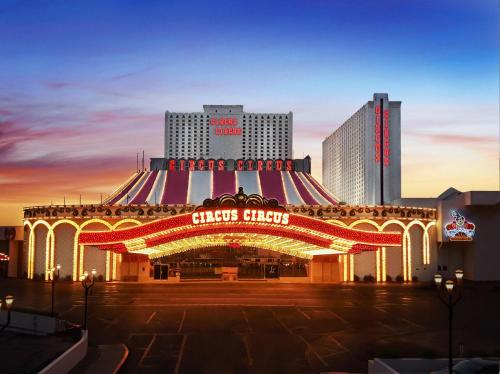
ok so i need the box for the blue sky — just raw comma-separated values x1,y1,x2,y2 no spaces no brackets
0,0,498,224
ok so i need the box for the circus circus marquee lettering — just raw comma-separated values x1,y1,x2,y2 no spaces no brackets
192,209,290,225
167,158,295,171
444,210,475,241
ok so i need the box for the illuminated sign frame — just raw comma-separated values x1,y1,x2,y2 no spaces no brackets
78,208,402,252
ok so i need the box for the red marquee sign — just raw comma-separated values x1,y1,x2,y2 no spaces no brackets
79,208,402,255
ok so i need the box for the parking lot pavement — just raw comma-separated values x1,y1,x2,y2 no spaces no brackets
2,279,500,373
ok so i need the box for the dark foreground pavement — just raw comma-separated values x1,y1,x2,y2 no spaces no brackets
2,279,500,373
0,330,78,373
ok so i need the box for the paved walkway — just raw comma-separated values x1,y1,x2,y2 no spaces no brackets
0,330,78,374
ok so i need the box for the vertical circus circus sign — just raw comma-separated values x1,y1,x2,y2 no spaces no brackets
383,109,390,166
374,106,390,166
375,106,381,163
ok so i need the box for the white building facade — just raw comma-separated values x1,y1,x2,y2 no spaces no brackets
322,93,401,205
165,105,293,160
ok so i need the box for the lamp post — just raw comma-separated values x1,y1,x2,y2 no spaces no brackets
81,271,95,330
1,295,14,331
50,264,61,316
434,269,463,374
90,269,96,295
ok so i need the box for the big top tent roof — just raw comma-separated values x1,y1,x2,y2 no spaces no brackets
104,170,339,206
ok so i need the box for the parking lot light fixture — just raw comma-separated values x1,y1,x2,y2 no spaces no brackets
81,269,96,330
50,265,61,316
445,280,454,293
0,295,14,331
434,273,443,287
5,295,14,310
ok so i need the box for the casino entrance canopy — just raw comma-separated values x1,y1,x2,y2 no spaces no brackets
79,189,402,260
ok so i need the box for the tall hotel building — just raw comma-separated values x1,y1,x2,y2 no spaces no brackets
165,105,293,159
322,93,401,205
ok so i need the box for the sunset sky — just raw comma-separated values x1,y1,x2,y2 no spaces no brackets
0,0,499,225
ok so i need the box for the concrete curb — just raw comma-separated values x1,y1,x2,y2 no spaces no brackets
114,344,129,374
81,343,129,374
39,330,88,374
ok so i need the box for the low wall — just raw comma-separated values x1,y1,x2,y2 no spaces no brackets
0,310,59,335
39,330,88,374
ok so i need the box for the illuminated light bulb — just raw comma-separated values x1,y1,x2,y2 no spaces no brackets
434,274,442,287
445,280,454,293
56,264,61,270
5,295,14,310
455,269,463,280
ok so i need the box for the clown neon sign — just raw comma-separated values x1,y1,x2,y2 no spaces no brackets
444,210,475,241
192,209,290,226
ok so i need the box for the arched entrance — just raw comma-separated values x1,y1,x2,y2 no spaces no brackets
78,189,402,282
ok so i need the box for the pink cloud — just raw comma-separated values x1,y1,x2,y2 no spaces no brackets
90,110,160,124
0,153,137,204
406,130,497,145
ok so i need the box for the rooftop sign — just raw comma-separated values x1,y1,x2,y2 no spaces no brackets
210,117,241,135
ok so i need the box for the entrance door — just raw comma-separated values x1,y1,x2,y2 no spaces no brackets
265,264,279,279
154,264,161,280
154,264,169,280
160,265,168,279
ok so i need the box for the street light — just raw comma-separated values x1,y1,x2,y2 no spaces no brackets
81,271,95,330
434,273,443,287
1,295,14,332
5,295,14,310
89,269,97,295
434,272,463,374
50,264,61,316
445,280,454,293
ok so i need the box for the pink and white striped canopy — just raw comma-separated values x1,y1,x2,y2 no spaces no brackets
104,170,339,206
